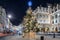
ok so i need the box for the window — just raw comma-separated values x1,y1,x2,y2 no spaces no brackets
55,20,57,23
43,15,45,18
37,13,42,18
55,15,57,18
51,16,54,19
52,21,54,24
39,15,42,18
43,15,48,18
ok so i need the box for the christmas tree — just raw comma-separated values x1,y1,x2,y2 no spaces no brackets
23,7,39,33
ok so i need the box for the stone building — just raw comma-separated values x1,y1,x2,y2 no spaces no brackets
32,4,60,32
0,6,8,32
0,6,12,32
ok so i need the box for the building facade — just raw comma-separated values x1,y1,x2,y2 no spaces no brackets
0,6,12,32
32,4,60,32
52,10,60,32
0,6,8,32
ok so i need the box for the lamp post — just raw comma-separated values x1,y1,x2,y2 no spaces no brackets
7,14,12,29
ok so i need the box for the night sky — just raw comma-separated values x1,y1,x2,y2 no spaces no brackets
0,0,60,26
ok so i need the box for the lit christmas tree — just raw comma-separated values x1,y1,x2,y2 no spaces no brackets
23,7,39,33
22,7,40,39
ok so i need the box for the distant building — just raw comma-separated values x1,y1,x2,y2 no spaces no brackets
0,6,12,32
0,6,8,32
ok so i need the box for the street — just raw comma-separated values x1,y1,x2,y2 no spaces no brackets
0,34,60,40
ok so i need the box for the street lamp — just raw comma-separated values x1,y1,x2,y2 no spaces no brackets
4,14,12,33
7,14,12,29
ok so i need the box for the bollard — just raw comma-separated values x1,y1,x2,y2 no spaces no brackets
53,33,55,38
40,36,44,40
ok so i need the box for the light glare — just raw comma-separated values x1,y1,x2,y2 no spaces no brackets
28,1,32,7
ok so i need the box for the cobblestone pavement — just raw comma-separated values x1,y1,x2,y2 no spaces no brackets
0,35,60,40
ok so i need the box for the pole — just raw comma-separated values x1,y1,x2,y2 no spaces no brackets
53,32,55,38
40,36,44,40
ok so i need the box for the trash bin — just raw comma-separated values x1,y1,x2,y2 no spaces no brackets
40,36,44,40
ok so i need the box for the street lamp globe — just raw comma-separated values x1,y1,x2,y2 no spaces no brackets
8,14,12,19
